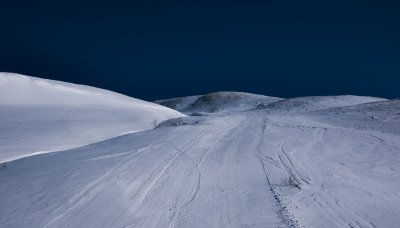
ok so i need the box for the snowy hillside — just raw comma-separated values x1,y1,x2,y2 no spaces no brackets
257,95,386,112
0,73,183,163
155,91,281,114
1,85,399,227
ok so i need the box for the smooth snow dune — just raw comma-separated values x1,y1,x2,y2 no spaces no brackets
0,73,183,163
155,91,281,114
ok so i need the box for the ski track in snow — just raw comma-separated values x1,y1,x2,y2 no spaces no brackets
1,92,400,227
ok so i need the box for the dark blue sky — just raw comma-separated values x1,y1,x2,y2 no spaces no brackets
1,0,399,100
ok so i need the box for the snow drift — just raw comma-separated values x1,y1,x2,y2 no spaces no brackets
0,73,183,163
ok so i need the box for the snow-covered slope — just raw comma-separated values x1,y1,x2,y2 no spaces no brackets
1,88,399,228
0,73,183,163
155,91,281,114
308,98,400,134
257,95,387,112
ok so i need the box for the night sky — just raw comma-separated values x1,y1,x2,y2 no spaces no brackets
1,0,399,100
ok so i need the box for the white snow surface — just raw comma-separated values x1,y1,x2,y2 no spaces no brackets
1,82,400,228
0,73,183,163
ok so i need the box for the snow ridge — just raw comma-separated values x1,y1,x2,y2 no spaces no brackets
0,73,183,163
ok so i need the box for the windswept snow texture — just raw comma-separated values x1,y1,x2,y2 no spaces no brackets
0,73,183,163
1,89,400,228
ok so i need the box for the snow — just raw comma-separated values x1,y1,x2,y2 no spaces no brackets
1,80,400,227
155,91,281,114
0,73,183,163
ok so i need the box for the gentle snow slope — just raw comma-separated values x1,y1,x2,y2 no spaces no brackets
0,73,183,163
0,90,399,228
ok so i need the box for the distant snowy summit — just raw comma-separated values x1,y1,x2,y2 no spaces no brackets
155,91,386,114
0,73,183,163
